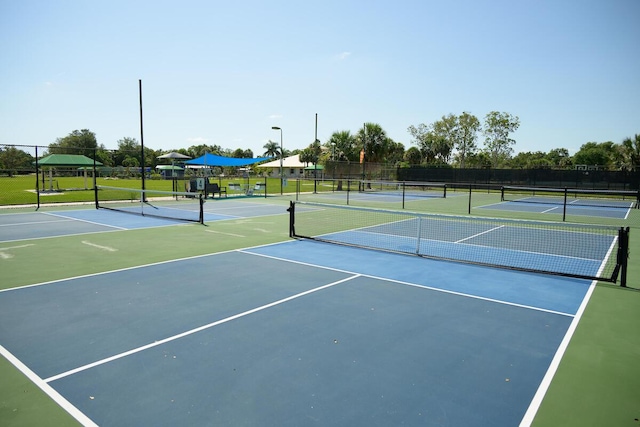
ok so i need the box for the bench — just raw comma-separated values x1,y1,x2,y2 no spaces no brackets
206,182,227,198
246,183,265,196
228,183,242,192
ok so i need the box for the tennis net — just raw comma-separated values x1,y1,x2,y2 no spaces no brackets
288,201,630,285
360,180,446,199
95,185,204,224
501,186,639,210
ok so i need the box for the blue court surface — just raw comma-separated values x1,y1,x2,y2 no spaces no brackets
478,199,633,219
0,201,290,243
0,238,593,426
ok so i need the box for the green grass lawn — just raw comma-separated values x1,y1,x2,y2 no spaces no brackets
0,175,299,206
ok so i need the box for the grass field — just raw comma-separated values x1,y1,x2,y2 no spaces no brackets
1,186,639,426
0,175,302,206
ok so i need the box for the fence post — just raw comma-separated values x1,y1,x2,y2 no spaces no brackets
35,146,40,210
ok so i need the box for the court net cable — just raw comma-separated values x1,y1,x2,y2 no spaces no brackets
288,201,630,286
95,185,204,224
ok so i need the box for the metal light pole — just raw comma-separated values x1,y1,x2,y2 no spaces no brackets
272,126,283,195
331,142,336,181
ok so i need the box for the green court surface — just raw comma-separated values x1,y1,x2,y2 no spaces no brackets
1,194,639,426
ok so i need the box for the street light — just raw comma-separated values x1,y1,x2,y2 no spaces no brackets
331,142,336,181
272,126,283,195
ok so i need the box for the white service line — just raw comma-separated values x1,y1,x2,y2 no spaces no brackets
455,225,504,243
42,212,128,230
44,274,360,383
0,243,35,251
81,241,118,252
0,219,73,227
0,344,98,427
205,229,246,237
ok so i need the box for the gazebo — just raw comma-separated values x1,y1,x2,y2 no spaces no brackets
37,154,102,191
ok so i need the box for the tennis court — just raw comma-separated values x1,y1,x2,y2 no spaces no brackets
0,200,293,243
0,195,638,426
478,199,633,219
0,237,588,426
478,186,638,220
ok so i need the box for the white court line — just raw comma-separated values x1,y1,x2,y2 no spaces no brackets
0,229,123,245
0,344,98,427
0,243,35,251
44,274,359,383
0,243,35,259
43,212,128,230
455,225,504,243
517,235,618,426
541,206,560,213
0,219,74,227
81,241,117,252
239,249,575,318
205,229,246,237
0,240,290,293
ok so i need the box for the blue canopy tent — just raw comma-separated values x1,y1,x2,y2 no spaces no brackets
184,153,272,167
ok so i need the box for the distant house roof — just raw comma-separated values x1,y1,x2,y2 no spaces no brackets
259,155,307,168
37,154,103,166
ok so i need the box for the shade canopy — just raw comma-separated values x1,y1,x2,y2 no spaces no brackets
185,153,272,167
37,154,103,167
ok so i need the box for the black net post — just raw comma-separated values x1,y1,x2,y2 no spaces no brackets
402,181,406,209
468,183,472,214
93,148,99,209
35,145,40,210
617,227,630,287
199,194,204,224
287,201,295,237
562,187,568,222
263,176,268,199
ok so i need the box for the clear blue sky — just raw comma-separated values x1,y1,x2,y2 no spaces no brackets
1,0,638,157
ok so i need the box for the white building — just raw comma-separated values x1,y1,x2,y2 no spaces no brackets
259,155,308,178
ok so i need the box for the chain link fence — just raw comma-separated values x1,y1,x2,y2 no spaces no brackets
398,166,640,190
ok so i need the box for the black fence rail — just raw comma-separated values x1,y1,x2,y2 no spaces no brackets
398,166,640,190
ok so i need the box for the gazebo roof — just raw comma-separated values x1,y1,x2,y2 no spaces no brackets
37,154,103,166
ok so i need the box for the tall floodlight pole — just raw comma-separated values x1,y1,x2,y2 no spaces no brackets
314,113,318,194
362,123,366,187
331,142,336,181
139,79,146,197
272,126,283,195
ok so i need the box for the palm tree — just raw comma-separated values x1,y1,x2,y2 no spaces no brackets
326,130,357,161
620,134,640,171
263,140,280,158
356,123,390,163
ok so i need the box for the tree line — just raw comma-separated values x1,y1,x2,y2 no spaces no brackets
1,118,639,173
296,111,639,172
